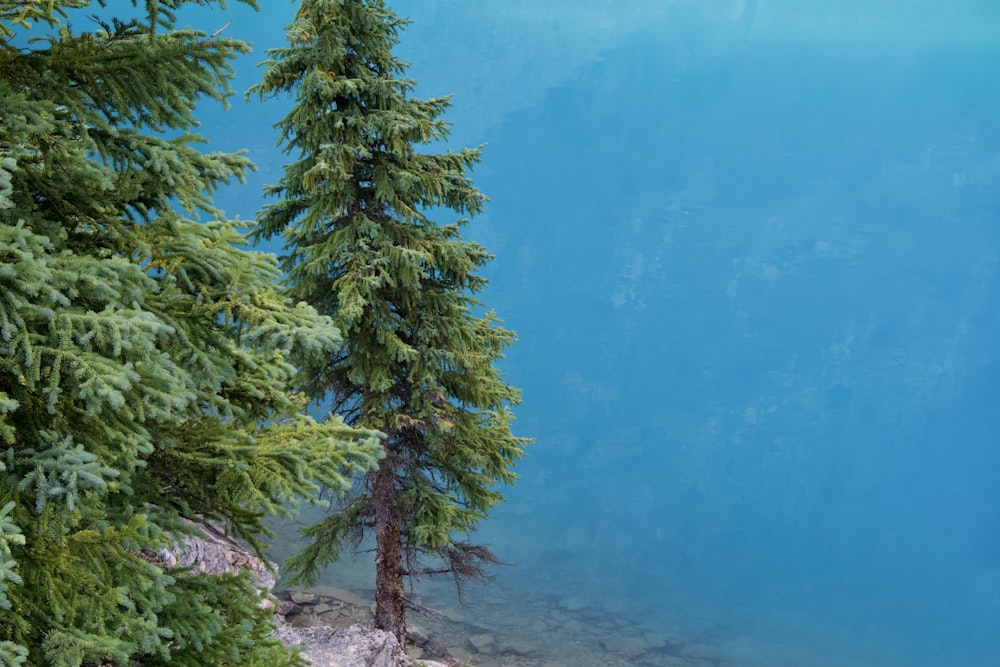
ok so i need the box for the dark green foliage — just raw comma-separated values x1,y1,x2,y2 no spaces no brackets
0,1,381,664
251,0,530,641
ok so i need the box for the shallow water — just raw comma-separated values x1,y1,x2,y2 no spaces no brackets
180,2,1000,665
269,503,951,667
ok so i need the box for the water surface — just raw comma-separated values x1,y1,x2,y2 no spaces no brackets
185,2,1000,665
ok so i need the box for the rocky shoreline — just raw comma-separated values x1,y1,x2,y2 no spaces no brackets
274,582,732,667
167,523,454,666
272,619,454,667
177,522,732,666
274,587,456,666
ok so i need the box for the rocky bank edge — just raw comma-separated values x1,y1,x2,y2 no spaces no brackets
273,621,452,667
172,522,453,667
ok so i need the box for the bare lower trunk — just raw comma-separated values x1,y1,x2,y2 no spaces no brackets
372,459,406,645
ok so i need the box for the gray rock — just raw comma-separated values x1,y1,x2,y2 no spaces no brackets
279,600,302,616
290,591,320,605
174,522,427,666
275,623,408,667
153,548,177,568
406,625,431,648
170,520,276,592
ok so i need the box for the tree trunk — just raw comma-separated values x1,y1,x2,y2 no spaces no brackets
372,457,406,645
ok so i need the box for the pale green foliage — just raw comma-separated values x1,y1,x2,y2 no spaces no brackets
252,0,531,627
0,1,381,664
14,434,119,513
0,640,28,667
0,500,25,610
0,156,13,209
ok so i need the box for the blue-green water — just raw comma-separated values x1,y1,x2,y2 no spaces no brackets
184,2,1000,665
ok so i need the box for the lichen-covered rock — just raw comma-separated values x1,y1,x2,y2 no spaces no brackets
170,520,276,591
274,623,406,667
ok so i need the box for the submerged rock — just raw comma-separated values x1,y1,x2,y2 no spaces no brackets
290,590,320,605
468,631,495,653
600,634,648,657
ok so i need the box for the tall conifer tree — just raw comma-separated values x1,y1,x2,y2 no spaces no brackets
0,2,381,665
252,0,530,642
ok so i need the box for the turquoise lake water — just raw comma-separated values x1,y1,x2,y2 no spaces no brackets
178,2,1000,665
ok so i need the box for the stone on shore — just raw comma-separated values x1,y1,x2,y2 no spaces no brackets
274,623,409,667
175,525,442,666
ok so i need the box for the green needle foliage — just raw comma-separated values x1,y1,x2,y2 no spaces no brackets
0,1,382,665
251,0,531,643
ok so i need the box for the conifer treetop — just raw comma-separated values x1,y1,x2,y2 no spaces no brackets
252,0,530,643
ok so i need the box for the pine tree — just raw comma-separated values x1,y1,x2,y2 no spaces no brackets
0,2,382,665
252,0,530,643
